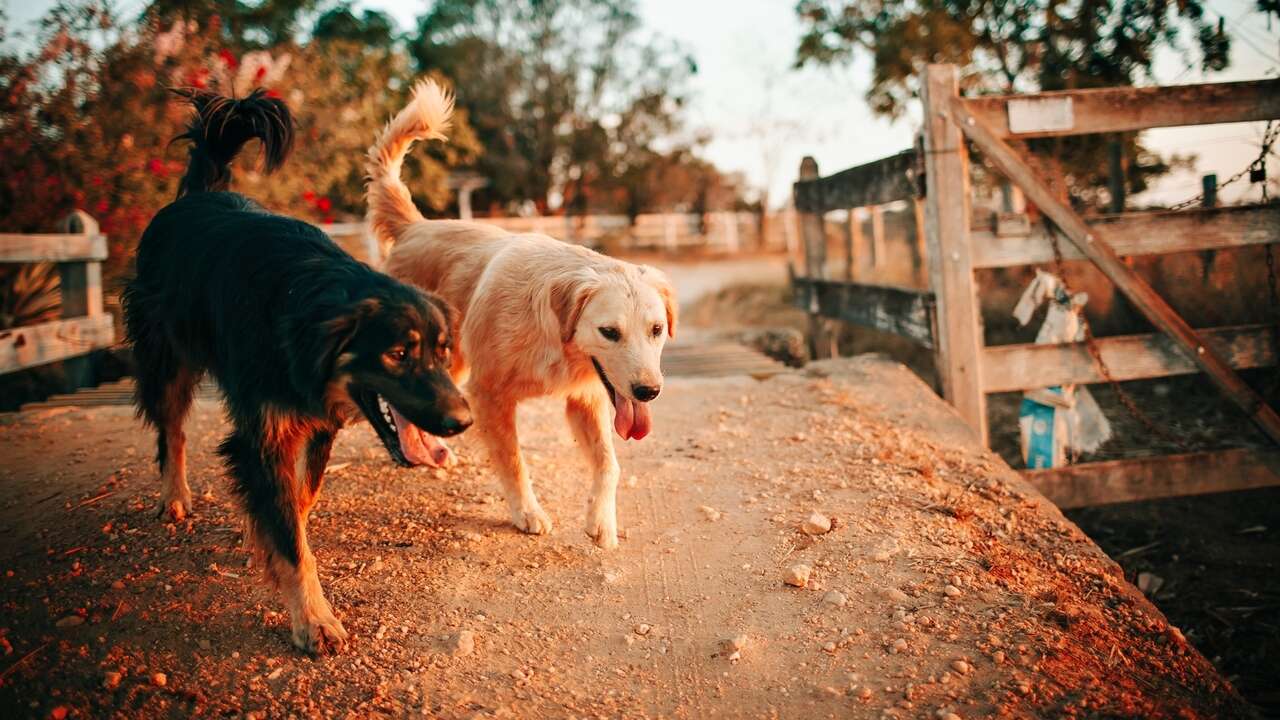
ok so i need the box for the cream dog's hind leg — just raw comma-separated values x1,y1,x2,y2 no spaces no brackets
474,395,554,535
566,390,620,549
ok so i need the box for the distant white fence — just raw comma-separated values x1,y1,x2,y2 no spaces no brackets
321,211,786,266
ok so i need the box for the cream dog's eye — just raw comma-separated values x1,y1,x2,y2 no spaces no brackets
599,327,621,342
651,324,663,337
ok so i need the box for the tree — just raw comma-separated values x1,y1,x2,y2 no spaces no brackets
409,0,702,214
312,4,396,46
145,0,322,47
794,0,1234,205
0,0,480,283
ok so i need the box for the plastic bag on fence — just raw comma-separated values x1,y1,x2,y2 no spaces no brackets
1013,270,1112,468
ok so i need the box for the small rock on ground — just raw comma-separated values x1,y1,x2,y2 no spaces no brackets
449,630,476,657
783,564,812,588
801,512,832,535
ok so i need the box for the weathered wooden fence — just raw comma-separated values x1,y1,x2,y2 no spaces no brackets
324,211,777,268
793,64,1280,507
791,151,934,359
0,211,114,385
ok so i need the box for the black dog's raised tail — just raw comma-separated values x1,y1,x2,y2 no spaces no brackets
173,88,294,198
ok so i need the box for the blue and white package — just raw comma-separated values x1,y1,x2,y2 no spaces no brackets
1019,386,1069,469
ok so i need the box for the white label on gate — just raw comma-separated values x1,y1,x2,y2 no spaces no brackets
1007,97,1074,134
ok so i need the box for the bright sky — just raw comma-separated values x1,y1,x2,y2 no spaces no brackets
6,0,1280,207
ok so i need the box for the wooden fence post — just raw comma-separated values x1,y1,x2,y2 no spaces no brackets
869,205,886,272
843,209,856,281
1201,175,1218,208
922,65,987,442
912,199,928,287
57,210,105,390
798,156,835,359
848,208,870,281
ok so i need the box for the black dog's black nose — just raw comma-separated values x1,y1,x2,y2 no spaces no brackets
441,411,473,435
632,384,661,402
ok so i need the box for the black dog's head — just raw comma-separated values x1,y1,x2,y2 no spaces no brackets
318,287,471,467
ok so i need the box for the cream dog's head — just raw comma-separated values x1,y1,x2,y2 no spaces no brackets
553,264,676,440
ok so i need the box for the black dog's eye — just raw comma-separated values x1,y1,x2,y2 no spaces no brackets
651,324,663,337
599,327,621,342
385,347,408,363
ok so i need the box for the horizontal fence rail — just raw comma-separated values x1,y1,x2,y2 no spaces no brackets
0,233,108,263
793,150,918,213
792,278,935,348
964,78,1280,139
983,323,1276,393
1026,448,1280,508
972,204,1280,268
0,315,114,375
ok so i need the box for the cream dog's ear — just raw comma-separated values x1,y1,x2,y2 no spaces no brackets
641,266,678,338
549,270,600,343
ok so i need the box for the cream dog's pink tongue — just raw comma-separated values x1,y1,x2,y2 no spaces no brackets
611,395,652,440
389,406,453,467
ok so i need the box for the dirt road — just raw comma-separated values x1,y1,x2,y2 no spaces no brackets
0,358,1248,718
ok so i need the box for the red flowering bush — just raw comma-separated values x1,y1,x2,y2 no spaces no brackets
0,3,479,291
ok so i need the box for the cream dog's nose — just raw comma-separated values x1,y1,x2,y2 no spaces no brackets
632,383,661,402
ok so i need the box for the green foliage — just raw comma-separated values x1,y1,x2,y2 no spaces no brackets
145,0,323,47
409,0,713,214
234,39,483,220
312,4,396,46
796,0,1231,115
794,0,1237,205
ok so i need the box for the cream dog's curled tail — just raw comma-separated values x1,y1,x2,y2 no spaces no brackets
365,79,454,251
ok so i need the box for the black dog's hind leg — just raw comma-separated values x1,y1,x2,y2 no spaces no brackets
132,331,201,521
222,423,347,654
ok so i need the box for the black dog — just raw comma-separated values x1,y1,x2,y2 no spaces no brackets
123,89,471,653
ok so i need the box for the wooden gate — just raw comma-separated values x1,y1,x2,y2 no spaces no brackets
793,65,1280,507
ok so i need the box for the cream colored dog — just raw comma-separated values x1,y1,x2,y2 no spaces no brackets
365,80,676,549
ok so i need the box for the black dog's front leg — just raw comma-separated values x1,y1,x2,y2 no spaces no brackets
302,430,335,517
221,426,347,653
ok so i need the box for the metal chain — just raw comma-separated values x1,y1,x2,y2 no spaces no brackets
1169,120,1277,210
1044,225,1193,452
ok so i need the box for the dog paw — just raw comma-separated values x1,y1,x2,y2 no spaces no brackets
157,485,192,522
511,504,554,535
291,611,348,655
585,515,619,550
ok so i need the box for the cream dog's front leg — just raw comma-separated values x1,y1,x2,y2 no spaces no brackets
475,396,553,535
566,391,620,549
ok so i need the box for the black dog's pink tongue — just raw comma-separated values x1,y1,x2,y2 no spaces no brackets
389,406,452,467
611,395,652,440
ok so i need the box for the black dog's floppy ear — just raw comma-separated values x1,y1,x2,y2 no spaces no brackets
290,298,382,395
